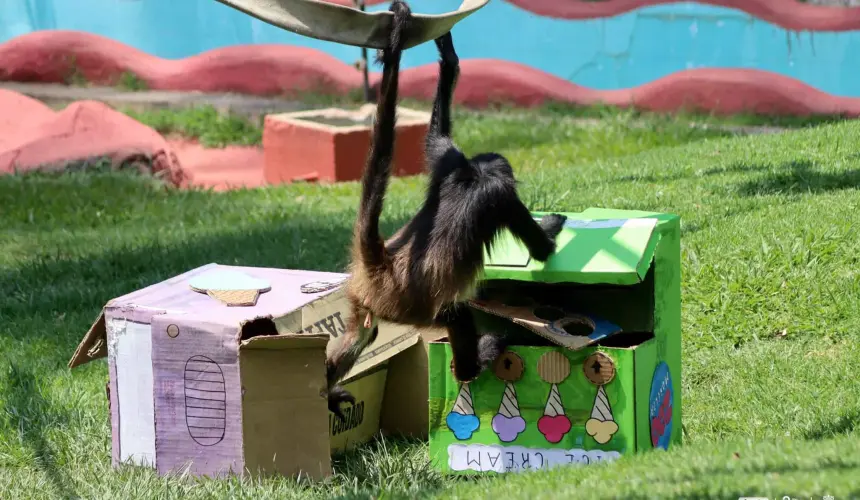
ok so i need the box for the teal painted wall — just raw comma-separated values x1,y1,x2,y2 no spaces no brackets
2,0,859,96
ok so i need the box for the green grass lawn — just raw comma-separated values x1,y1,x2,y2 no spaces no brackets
2,108,860,499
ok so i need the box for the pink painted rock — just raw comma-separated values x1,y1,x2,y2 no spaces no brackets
168,139,265,192
4,30,860,116
0,89,186,185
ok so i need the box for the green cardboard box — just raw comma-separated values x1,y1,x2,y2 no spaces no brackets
428,208,681,474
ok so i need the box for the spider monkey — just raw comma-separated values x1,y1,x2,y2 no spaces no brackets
324,0,567,421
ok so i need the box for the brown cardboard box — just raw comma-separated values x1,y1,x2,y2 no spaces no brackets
69,263,429,479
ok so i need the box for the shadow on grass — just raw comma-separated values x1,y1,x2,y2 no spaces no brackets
0,207,415,363
737,160,860,196
803,409,860,441
615,161,772,184
0,364,76,498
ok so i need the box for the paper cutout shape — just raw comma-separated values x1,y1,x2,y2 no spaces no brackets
468,300,622,351
491,351,526,442
492,383,526,442
585,385,618,445
446,383,480,441
188,269,271,307
649,362,674,450
536,352,572,443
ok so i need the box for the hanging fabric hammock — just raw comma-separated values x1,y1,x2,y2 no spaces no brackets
213,0,490,49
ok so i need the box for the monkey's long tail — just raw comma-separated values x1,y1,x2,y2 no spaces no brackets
354,1,410,269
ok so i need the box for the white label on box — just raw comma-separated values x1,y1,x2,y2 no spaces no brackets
108,318,156,468
448,444,621,473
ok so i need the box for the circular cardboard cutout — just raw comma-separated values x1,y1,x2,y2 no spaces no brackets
583,352,616,386
537,351,570,384
493,351,524,382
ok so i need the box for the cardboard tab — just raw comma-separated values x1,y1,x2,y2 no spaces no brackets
69,313,107,369
467,299,622,351
239,333,329,351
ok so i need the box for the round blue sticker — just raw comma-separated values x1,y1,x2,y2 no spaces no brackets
648,362,673,450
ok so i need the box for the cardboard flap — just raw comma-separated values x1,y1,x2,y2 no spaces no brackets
468,299,622,351
69,312,107,369
483,213,661,285
345,324,421,381
240,333,329,350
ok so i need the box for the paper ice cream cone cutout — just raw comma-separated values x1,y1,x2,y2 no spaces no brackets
497,383,521,418
586,385,619,445
452,383,474,415
537,383,571,443
492,382,526,442
491,351,527,441
543,384,564,417
446,383,480,441
536,352,572,444
189,269,271,307
205,289,260,306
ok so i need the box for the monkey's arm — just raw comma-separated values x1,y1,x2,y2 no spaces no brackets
506,204,567,262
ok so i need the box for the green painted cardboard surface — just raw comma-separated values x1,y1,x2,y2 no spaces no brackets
483,209,667,285
633,340,658,451
428,343,637,474
650,212,682,449
428,207,683,473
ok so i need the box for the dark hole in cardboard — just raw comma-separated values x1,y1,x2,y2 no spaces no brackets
500,295,534,308
561,318,595,336
596,331,655,349
240,317,279,341
533,306,565,322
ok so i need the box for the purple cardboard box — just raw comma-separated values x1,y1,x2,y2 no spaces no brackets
69,263,429,479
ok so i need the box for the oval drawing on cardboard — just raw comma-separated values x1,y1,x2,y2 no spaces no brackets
649,361,673,450
184,355,227,446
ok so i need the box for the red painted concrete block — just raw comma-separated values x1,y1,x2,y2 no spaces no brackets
263,105,430,184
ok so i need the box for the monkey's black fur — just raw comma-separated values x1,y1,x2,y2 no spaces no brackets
325,0,567,422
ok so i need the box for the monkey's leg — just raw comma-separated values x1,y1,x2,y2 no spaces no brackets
436,303,484,382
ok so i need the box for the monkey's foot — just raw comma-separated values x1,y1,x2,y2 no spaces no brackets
388,1,412,48
328,385,356,423
375,0,412,66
